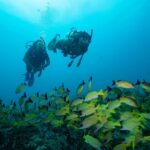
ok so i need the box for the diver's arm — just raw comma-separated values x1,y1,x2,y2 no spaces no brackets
48,34,60,52
23,53,34,69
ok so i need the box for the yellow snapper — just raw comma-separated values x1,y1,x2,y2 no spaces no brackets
57,83,65,95
76,103,95,112
80,105,100,117
18,96,25,106
136,80,150,92
66,113,79,121
55,104,69,116
84,89,107,102
121,117,141,131
112,80,134,89
120,96,137,107
71,99,83,107
108,100,121,110
76,81,85,96
80,113,99,129
87,76,92,91
15,83,27,94
113,144,127,150
84,135,101,150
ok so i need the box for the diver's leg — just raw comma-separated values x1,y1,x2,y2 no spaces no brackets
25,72,29,81
68,55,79,67
68,60,74,67
25,65,31,81
28,72,35,87
38,70,42,77
76,54,84,67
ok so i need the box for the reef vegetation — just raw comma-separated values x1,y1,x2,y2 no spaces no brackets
0,79,150,150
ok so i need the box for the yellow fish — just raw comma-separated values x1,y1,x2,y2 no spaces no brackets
84,135,101,150
66,113,79,121
57,83,65,95
51,119,63,128
71,99,83,107
121,117,140,131
87,76,92,91
120,96,137,107
112,80,134,89
76,81,85,96
15,83,26,94
108,100,121,110
84,89,107,102
104,120,121,129
76,103,95,112
80,114,99,129
18,96,25,106
80,106,99,117
113,144,127,150
136,80,150,92
55,104,69,116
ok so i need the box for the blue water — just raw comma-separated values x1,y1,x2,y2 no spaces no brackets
0,0,150,103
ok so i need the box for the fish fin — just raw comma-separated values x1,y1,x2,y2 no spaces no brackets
82,80,85,85
116,94,122,99
23,92,27,98
37,92,39,97
66,88,70,93
107,86,112,92
89,76,93,81
45,93,48,100
135,80,141,85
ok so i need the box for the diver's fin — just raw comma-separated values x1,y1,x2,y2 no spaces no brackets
77,55,84,67
48,34,60,52
68,60,74,67
90,29,93,42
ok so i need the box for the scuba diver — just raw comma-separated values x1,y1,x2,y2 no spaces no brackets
48,28,93,67
23,37,50,86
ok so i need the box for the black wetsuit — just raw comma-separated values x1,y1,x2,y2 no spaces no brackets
23,40,50,86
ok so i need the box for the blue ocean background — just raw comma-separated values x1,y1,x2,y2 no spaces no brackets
0,0,150,104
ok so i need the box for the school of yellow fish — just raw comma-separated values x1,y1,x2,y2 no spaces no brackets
12,78,150,149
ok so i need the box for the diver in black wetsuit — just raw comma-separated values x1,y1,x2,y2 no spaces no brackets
23,37,50,86
48,28,93,67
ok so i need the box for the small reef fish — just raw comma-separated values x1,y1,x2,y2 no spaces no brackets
71,99,83,107
113,144,127,150
18,96,25,106
80,106,99,117
136,80,150,93
84,135,101,150
15,83,27,94
87,76,92,91
76,81,85,96
112,80,134,89
80,114,99,129
56,83,65,95
120,96,137,107
84,89,107,102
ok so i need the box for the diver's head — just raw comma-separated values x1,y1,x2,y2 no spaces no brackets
35,40,45,52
